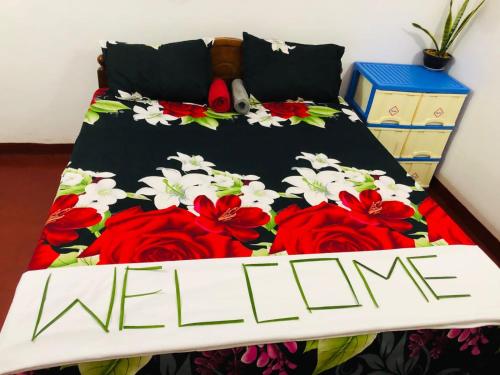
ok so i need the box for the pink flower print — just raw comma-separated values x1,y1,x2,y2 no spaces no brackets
241,342,298,374
448,328,489,356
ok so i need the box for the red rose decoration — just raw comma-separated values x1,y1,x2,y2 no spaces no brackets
262,102,309,119
418,197,474,245
194,195,270,242
28,241,60,270
270,202,414,254
159,101,206,118
41,194,101,246
79,205,252,264
339,189,414,232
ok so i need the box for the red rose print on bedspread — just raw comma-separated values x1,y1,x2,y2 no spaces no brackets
28,242,60,270
418,197,474,245
262,102,309,119
159,101,207,118
270,202,414,255
27,194,101,270
194,195,270,242
339,189,414,232
79,205,252,264
41,194,101,246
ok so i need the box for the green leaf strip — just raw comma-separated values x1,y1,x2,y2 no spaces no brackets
406,255,471,300
119,266,165,330
242,263,300,323
290,258,362,311
32,268,117,341
353,258,429,308
175,269,245,326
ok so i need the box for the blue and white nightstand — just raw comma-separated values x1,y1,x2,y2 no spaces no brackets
345,62,470,187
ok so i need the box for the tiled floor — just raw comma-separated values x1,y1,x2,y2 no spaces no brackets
0,152,69,329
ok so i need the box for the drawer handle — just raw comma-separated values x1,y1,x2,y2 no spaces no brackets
424,120,445,126
413,151,432,158
381,119,400,125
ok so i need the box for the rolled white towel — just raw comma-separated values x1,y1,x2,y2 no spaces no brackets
231,79,250,114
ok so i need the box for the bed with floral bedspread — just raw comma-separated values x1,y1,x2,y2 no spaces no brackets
11,89,499,375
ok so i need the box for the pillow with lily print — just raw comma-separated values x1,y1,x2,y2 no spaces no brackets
102,39,212,104
242,32,345,103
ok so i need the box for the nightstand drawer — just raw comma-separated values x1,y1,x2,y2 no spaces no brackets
367,90,421,125
400,129,452,159
412,94,466,126
399,160,439,187
369,127,409,157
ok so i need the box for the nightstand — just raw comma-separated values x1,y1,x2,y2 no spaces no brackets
345,62,470,187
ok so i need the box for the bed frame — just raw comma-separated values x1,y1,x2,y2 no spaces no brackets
97,37,243,88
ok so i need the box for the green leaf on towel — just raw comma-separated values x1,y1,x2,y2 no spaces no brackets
263,210,277,232
126,192,150,201
84,109,100,125
313,334,377,375
78,356,152,375
49,252,79,268
205,109,237,119
194,116,219,130
304,340,319,352
307,106,340,117
289,116,303,125
88,211,111,235
90,100,130,113
180,116,194,125
302,116,326,128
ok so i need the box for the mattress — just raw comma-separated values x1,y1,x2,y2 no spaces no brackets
0,90,498,375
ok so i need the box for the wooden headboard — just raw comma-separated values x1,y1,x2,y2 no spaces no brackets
97,37,242,88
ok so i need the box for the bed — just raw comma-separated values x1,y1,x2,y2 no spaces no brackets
0,37,499,375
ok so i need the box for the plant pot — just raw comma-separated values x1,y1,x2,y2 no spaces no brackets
422,49,453,71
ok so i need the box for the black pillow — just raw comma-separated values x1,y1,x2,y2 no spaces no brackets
103,40,212,103
242,32,345,102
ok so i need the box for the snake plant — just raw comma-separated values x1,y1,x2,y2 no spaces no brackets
412,0,486,57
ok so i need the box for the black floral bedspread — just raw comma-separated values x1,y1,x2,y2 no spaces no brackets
29,89,498,375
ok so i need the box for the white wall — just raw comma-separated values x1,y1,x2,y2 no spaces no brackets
436,0,500,239
0,0,446,143
0,0,498,237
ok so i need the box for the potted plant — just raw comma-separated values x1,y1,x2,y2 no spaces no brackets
412,0,486,70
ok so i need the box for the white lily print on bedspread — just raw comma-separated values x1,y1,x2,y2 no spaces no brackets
342,108,361,122
117,90,154,104
136,168,216,209
375,176,413,205
241,181,279,212
58,167,116,195
266,39,296,54
339,96,362,123
60,171,84,186
246,109,285,128
296,152,341,170
77,178,127,213
133,104,176,125
283,167,356,206
212,171,260,189
167,152,215,173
